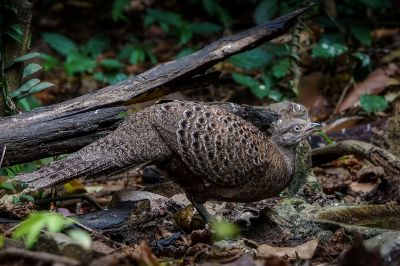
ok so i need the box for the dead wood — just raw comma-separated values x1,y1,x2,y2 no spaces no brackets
312,140,400,175
0,4,313,166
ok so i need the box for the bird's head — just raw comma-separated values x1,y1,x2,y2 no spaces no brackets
271,118,322,148
268,102,310,121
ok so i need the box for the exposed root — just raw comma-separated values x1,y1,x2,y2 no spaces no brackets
312,140,400,175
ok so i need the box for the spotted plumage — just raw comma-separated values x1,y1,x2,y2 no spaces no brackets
15,100,319,222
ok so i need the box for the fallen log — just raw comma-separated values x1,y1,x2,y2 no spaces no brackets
0,4,313,166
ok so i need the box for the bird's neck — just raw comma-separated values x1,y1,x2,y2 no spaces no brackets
276,144,296,177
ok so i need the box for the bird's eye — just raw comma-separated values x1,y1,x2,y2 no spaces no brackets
293,125,300,132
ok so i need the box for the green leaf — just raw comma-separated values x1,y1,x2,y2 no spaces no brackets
13,212,72,249
94,72,128,85
38,54,59,71
232,73,270,99
12,196,21,204
350,25,372,46
202,0,231,27
268,89,283,101
254,0,277,24
22,63,43,79
211,220,240,241
232,73,259,88
261,75,282,101
112,0,131,21
14,52,42,63
176,47,198,58
100,59,124,70
352,52,371,81
145,9,184,29
13,82,55,101
17,98,33,112
116,111,128,119
229,48,272,70
0,181,15,191
19,194,35,202
68,230,92,249
272,58,290,78
42,33,78,56
264,43,289,56
179,26,193,45
82,36,111,58
28,82,54,95
117,44,135,60
5,24,23,43
188,22,222,35
129,48,146,64
10,79,40,98
360,95,388,113
64,53,96,75
0,234,4,249
146,50,157,64
312,42,348,58
352,52,371,67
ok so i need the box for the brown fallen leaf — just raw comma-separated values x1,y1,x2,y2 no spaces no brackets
297,72,330,118
372,28,400,39
349,182,379,194
336,63,400,113
257,239,319,259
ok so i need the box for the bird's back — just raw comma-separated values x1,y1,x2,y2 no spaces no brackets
148,101,292,201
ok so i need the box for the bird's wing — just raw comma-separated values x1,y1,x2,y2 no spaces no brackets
15,111,172,190
150,101,275,187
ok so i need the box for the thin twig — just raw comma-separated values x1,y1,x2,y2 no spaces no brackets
333,77,355,115
34,194,103,211
0,145,6,168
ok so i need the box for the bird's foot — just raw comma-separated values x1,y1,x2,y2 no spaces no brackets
192,201,213,224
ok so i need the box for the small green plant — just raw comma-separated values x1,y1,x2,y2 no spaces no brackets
0,4,55,114
228,44,290,101
117,36,157,65
13,211,72,248
12,211,92,249
201,0,232,27
42,33,108,75
111,0,131,21
0,157,54,177
144,8,222,45
42,33,146,85
0,180,16,192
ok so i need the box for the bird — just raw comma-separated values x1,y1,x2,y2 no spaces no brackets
15,100,320,222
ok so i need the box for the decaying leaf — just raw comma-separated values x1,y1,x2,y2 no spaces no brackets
349,182,379,194
257,239,319,259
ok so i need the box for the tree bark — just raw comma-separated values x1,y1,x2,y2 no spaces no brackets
0,4,313,166
1,0,34,115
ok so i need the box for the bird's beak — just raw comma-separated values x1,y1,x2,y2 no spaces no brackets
305,122,322,133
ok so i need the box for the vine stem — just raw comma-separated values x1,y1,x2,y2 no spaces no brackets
289,20,303,96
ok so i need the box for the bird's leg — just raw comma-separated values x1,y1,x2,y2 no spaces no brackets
186,193,212,224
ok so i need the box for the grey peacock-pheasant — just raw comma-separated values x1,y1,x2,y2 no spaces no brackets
15,101,320,222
